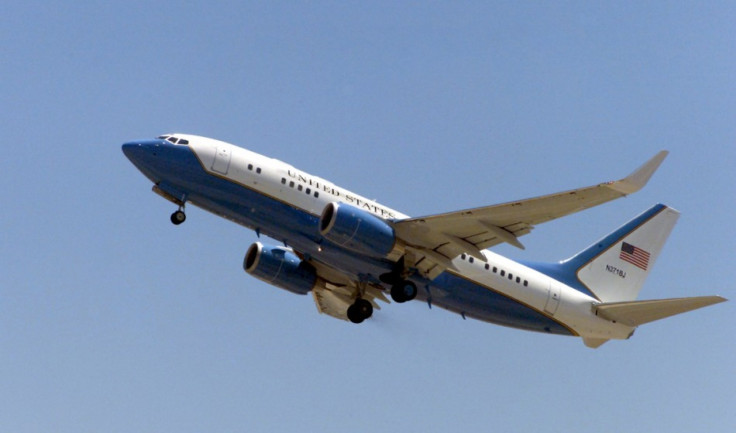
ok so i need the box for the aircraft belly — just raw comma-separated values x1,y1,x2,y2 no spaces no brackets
427,273,574,335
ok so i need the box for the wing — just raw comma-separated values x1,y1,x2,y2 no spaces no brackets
393,151,668,279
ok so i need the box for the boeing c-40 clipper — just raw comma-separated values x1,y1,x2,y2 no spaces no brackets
122,134,726,348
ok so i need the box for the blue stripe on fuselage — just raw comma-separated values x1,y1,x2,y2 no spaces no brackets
124,140,573,335
427,272,573,335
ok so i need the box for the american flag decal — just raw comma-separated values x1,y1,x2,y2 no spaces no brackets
620,242,650,270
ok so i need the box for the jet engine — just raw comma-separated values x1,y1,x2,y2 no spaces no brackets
243,242,316,295
319,202,396,258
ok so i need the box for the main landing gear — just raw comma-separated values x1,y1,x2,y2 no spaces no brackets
346,277,418,324
347,298,373,324
390,280,418,303
346,279,417,324
380,257,419,304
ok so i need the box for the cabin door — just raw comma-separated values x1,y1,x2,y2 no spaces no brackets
212,146,231,175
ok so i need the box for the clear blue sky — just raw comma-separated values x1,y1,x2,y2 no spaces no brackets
2,2,734,432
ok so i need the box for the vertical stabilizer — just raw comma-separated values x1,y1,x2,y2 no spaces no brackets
560,204,680,303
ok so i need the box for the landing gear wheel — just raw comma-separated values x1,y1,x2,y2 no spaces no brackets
347,298,373,324
170,210,186,225
390,280,418,303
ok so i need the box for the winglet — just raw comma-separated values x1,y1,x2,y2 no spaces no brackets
607,150,668,195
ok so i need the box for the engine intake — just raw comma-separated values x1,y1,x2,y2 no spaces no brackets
244,242,316,295
319,202,396,258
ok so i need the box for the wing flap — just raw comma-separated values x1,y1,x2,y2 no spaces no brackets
312,284,351,321
594,296,727,327
406,245,456,280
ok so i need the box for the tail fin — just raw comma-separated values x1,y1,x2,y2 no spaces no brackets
549,204,680,302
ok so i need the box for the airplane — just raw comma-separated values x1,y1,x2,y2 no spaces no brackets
122,134,726,348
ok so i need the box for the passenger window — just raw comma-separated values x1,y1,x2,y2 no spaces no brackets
508,273,513,280
485,264,490,270
500,270,505,276
248,164,253,170
256,167,261,174
516,277,520,283
289,181,295,188
314,191,319,198
523,280,528,287
469,257,474,263
306,188,311,194
298,185,303,191
461,254,467,260
493,267,497,273
281,178,286,184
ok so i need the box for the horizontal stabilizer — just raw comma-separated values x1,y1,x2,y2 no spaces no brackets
594,296,727,327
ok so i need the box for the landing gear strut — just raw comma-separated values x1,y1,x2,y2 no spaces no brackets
152,184,187,225
347,298,373,324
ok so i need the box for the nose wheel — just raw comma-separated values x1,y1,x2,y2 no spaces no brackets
170,208,186,225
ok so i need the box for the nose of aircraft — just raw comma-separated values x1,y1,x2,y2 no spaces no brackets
121,139,169,181
121,141,141,161
122,139,158,161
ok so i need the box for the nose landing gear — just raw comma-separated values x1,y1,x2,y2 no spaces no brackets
170,205,186,225
152,184,188,226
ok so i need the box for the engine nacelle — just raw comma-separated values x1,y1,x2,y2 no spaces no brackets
319,202,396,258
243,242,316,295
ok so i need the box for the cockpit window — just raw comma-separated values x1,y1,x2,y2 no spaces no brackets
156,135,188,145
